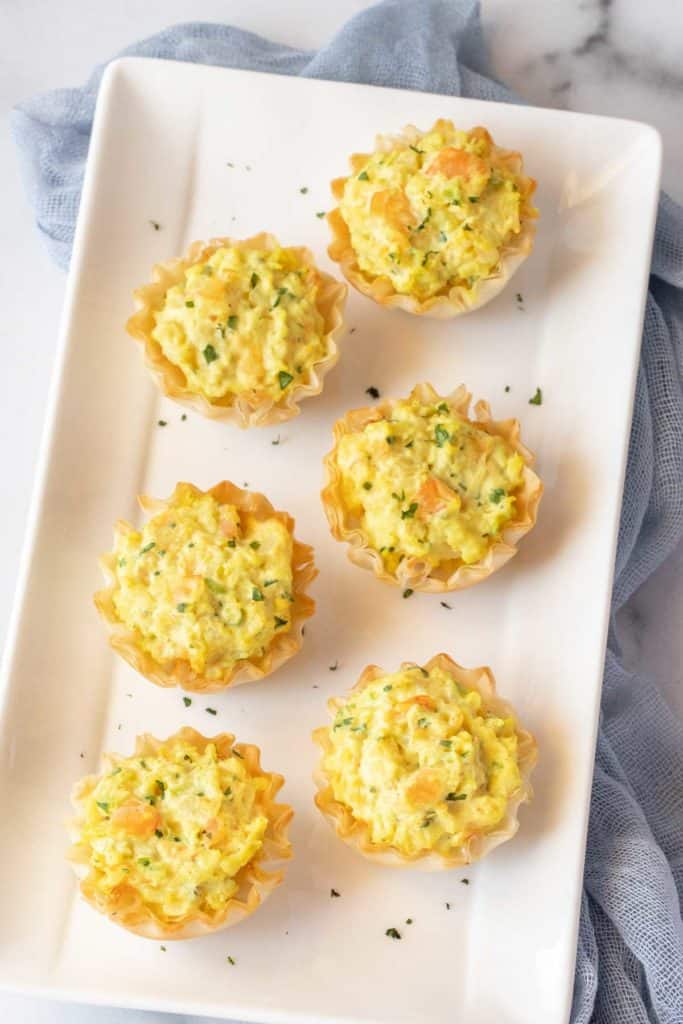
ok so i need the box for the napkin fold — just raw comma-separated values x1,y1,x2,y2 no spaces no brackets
11,2,683,1022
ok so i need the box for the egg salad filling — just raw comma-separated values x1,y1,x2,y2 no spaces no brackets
152,245,327,401
77,740,268,918
323,664,522,856
335,396,524,572
112,487,294,679
339,120,532,301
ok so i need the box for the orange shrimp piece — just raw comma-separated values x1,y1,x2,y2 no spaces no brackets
417,477,459,520
405,768,443,807
425,147,488,180
369,188,414,231
204,816,227,846
111,799,161,838
219,517,239,539
395,694,437,714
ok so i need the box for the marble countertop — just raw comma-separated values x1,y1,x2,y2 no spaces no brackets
0,1,681,1020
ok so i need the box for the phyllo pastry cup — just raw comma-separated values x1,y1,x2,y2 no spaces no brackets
95,481,316,692
328,120,537,318
313,654,537,869
127,233,347,426
68,727,293,938
321,382,542,592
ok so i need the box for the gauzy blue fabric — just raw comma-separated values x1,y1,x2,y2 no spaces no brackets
11,2,683,1022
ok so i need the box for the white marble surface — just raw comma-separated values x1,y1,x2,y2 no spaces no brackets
0,1,681,1021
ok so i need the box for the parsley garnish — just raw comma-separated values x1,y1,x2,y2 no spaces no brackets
440,601,452,609
263,579,278,587
415,207,432,232
358,170,369,181
362,481,372,490
329,660,339,671
385,927,402,940
149,220,161,231
417,717,429,728
440,740,452,749
96,801,109,814
461,878,470,885
203,344,218,364
250,272,259,288
504,385,510,392
274,616,288,628
278,370,294,390
252,587,264,601
138,858,150,867
176,603,187,612
529,387,543,405
516,292,524,304
185,300,194,308
468,196,478,203
366,386,380,399
181,413,187,420
299,186,309,194
271,435,281,445
227,956,236,966
437,402,449,413
157,419,167,427
409,145,423,154
330,889,341,898
463,224,473,232
383,684,393,692
155,829,163,838
406,918,413,925
489,488,505,504
139,542,156,555
227,315,238,330
226,539,236,548
118,557,126,568
183,697,192,707
401,503,418,520
155,779,166,797
421,811,436,827
446,792,467,801
205,578,227,594
232,748,244,759
205,708,217,716
249,541,260,549
403,588,414,599
435,425,450,447
316,211,325,218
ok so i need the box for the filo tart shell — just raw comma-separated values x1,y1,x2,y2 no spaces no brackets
327,122,537,318
68,727,293,939
127,233,347,426
94,480,317,693
321,382,543,592
313,653,537,870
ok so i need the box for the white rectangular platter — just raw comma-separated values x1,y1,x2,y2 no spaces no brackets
0,58,660,1024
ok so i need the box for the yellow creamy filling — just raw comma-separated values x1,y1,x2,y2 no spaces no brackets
77,741,268,918
323,665,522,856
335,397,524,571
340,120,531,301
152,245,327,401
112,486,294,679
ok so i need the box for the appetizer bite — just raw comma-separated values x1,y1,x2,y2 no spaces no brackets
313,654,537,868
68,728,292,938
321,382,542,592
95,481,316,692
328,119,537,317
127,234,347,425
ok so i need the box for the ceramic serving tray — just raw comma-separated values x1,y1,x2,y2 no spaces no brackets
0,57,661,1024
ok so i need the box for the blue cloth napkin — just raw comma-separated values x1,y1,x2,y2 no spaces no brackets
12,2,683,1022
